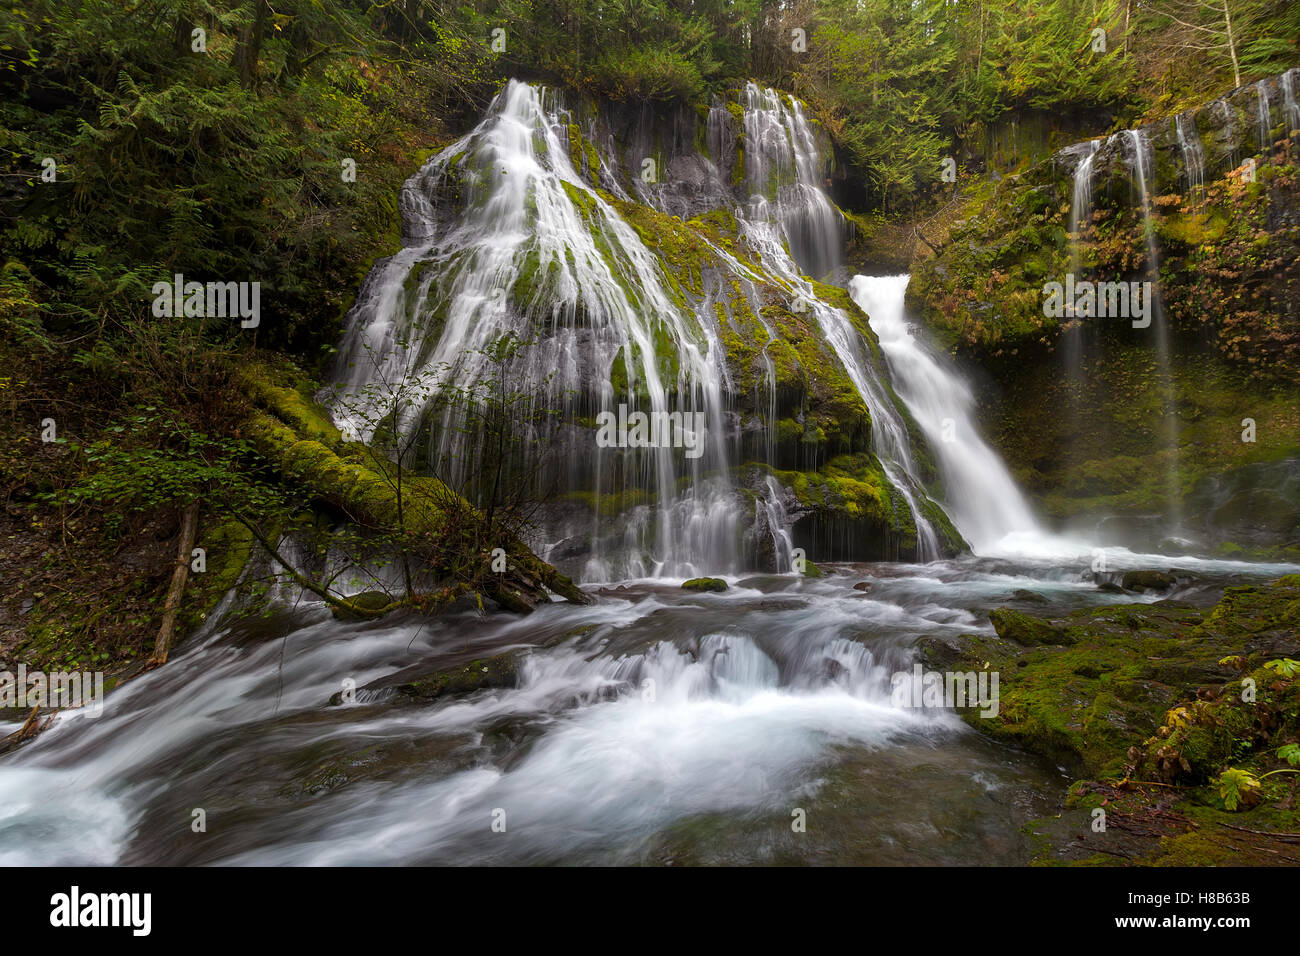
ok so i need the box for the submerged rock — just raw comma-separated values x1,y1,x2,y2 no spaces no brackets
1121,569,1178,592
395,653,520,701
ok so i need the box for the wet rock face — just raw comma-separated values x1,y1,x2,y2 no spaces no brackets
1187,458,1300,544
906,68,1300,541
1082,69,1300,208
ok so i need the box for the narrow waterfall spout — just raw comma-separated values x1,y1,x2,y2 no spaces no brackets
1125,128,1182,529
1256,79,1272,150
848,275,1040,553
1174,113,1206,192
1064,138,1103,383
1284,68,1300,141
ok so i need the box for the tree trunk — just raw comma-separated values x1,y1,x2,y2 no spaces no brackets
151,500,200,664
233,0,270,89
174,14,194,56
1222,0,1241,89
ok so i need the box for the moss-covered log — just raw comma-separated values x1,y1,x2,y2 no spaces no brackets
239,362,591,614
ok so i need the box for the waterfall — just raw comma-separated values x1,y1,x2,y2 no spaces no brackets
733,83,942,559
329,79,968,574
329,80,742,581
753,474,796,571
1064,139,1102,383
1124,129,1183,528
1216,100,1237,170
1068,140,1101,268
1174,113,1205,192
739,84,844,280
1284,69,1300,141
848,275,1040,552
1256,79,1272,150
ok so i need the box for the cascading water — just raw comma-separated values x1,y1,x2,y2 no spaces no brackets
330,79,962,575
752,474,796,571
1174,113,1205,192
3,560,1129,865
1283,69,1300,141
330,81,744,581
1068,140,1101,271
848,275,1040,553
1125,129,1183,529
740,84,844,281
732,84,943,560
1063,139,1103,384
1256,79,1272,150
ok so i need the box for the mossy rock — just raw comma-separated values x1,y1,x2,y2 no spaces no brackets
682,577,728,592
956,575,1300,783
396,653,520,701
1121,569,1177,592
989,607,1074,646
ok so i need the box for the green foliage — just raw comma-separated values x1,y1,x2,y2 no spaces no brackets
0,0,484,357
48,409,279,516
1265,658,1300,678
804,0,953,211
593,44,705,101
1215,766,1261,810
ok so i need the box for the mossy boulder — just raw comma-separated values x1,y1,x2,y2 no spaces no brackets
989,607,1074,646
396,653,520,701
238,361,591,613
1121,569,1178,592
682,577,728,592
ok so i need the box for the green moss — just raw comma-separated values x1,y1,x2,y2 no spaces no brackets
557,487,651,517
1157,208,1229,246
989,607,1072,645
242,362,344,450
951,575,1300,788
682,577,728,592
181,518,255,633
396,652,519,700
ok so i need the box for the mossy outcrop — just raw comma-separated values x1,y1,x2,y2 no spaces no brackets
930,575,1300,864
239,361,591,614
542,127,958,559
907,72,1300,534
